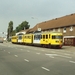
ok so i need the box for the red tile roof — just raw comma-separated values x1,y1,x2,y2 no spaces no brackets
19,28,32,33
29,13,75,32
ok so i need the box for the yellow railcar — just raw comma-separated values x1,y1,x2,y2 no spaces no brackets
40,32,63,48
11,36,18,43
11,32,63,48
23,34,33,44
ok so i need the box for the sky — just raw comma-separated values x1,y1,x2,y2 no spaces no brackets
0,0,75,36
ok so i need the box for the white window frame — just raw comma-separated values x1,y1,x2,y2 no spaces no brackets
63,27,66,33
70,26,73,31
58,28,60,32
53,29,55,32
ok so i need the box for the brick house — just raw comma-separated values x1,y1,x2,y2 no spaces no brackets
28,13,75,46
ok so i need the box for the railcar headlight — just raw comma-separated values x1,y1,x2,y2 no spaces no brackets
56,40,59,43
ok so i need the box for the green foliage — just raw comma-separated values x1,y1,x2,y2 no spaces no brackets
16,21,30,32
7,21,13,40
11,30,16,36
9,21,13,33
7,20,30,41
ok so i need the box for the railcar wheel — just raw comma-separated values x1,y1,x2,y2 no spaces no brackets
59,45,62,49
48,44,51,48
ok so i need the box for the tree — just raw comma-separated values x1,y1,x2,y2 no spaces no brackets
16,26,20,32
11,30,16,36
21,21,30,29
15,21,30,32
7,21,13,40
9,21,13,33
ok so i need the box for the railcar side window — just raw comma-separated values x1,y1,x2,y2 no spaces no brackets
43,35,45,39
52,36,56,39
58,36,63,39
46,35,48,39
41,35,42,39
49,34,50,38
52,35,63,39
12,37,17,39
28,36,30,39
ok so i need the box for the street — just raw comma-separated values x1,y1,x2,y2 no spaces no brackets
0,42,75,75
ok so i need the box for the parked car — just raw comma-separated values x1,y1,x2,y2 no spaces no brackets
0,37,3,43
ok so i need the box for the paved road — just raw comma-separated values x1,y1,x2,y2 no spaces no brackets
0,42,75,75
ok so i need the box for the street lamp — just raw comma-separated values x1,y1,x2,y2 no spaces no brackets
31,17,41,31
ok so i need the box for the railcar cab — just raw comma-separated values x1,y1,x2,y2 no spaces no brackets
11,36,18,43
40,32,63,48
50,32,63,48
33,32,41,44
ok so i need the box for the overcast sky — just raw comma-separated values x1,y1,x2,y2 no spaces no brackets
0,0,75,36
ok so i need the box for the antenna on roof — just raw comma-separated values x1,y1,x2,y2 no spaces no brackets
55,18,57,20
44,21,46,23
71,14,73,15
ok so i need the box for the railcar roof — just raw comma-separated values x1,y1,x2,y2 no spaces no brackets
41,32,63,34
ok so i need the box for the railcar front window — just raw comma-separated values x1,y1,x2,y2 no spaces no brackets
38,35,41,40
55,36,63,39
18,36,22,39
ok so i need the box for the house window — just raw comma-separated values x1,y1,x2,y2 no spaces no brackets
53,29,55,32
58,28,60,32
70,26,73,31
63,27,66,33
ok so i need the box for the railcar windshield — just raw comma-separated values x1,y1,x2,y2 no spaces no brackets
52,35,63,39
34,35,41,40
18,36,22,39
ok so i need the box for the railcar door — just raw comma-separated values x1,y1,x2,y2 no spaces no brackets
40,34,49,44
